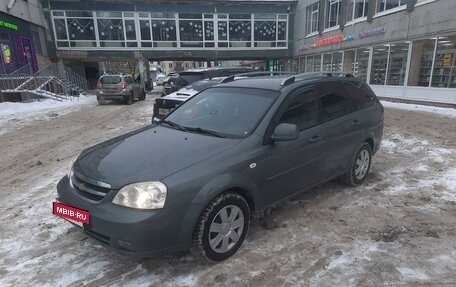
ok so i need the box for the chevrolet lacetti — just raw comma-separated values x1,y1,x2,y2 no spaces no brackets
54,73,383,262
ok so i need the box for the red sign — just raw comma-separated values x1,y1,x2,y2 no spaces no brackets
53,202,90,225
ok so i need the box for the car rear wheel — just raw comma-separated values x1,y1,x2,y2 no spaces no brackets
139,90,146,101
97,96,106,105
341,142,372,186
191,193,250,262
125,93,133,105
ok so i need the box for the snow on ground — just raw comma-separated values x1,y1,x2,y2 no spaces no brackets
0,95,97,135
381,100,456,118
0,93,456,286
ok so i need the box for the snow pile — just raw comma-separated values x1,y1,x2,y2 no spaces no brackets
381,100,456,118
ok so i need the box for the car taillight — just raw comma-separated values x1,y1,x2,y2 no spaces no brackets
96,82,101,89
121,82,127,89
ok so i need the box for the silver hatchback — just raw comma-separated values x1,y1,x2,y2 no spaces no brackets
96,74,145,105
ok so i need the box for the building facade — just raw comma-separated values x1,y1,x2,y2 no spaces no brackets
0,0,50,75
293,0,456,104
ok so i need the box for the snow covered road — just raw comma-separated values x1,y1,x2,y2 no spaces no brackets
0,95,455,286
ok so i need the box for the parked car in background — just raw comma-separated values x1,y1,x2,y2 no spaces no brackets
154,77,228,120
153,71,296,120
55,72,383,262
96,74,145,105
162,66,253,96
156,74,167,85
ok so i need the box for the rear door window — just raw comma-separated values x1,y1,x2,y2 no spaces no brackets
342,81,375,110
100,76,122,84
316,82,353,121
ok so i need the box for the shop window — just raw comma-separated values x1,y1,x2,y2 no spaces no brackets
179,18,204,47
313,55,321,72
306,3,319,35
354,48,369,81
323,53,332,71
387,42,409,86
97,19,124,41
409,39,436,87
432,36,456,88
370,45,389,85
326,0,341,29
229,20,251,43
377,0,409,13
67,18,96,41
151,20,177,42
346,0,368,22
332,52,342,71
299,57,306,73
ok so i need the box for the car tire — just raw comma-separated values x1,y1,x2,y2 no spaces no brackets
97,97,106,105
341,142,372,186
125,93,133,105
139,91,146,101
190,192,250,262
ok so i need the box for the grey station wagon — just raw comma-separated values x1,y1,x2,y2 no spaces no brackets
55,72,383,262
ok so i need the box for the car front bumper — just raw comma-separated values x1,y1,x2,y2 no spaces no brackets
56,177,202,257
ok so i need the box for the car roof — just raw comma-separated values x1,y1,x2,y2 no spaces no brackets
212,72,361,91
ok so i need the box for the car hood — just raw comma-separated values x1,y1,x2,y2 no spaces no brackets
74,126,241,189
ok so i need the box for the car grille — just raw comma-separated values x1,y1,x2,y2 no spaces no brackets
71,173,111,201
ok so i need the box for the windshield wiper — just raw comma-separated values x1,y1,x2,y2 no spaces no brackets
159,120,188,131
183,126,226,138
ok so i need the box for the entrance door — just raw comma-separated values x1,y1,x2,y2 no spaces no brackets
19,37,37,73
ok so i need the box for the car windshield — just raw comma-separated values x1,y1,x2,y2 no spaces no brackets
164,87,278,138
100,76,122,84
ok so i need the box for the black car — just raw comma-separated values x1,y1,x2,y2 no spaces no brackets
154,72,297,120
162,67,253,96
154,77,228,119
55,72,383,262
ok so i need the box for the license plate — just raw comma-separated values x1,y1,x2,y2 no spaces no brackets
53,201,90,227
159,108,170,116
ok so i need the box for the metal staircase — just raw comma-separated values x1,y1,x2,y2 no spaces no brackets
0,64,90,102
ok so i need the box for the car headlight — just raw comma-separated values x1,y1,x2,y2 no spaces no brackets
112,182,167,209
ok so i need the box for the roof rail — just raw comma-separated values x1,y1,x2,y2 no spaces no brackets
281,76,295,86
221,75,236,83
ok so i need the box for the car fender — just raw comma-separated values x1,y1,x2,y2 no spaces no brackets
191,172,260,208
176,172,260,245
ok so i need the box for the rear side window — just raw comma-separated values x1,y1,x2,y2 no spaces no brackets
100,76,121,84
316,82,353,121
279,90,318,131
343,82,375,109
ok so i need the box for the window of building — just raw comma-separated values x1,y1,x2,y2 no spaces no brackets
306,3,319,35
322,52,342,71
67,18,96,47
377,0,409,13
387,42,409,85
254,14,276,47
370,45,389,85
179,14,204,48
169,63,173,68
346,0,368,22
408,39,436,87
354,48,370,82
229,14,251,47
326,0,341,29
279,90,318,130
432,36,456,88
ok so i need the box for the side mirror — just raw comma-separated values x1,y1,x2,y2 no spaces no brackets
271,123,299,142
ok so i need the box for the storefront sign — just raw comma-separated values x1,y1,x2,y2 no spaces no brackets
359,27,386,39
0,20,18,31
310,35,355,48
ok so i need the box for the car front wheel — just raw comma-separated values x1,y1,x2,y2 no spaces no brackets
341,142,372,186
191,193,250,262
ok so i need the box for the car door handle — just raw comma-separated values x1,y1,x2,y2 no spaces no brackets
310,135,321,142
352,120,359,126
